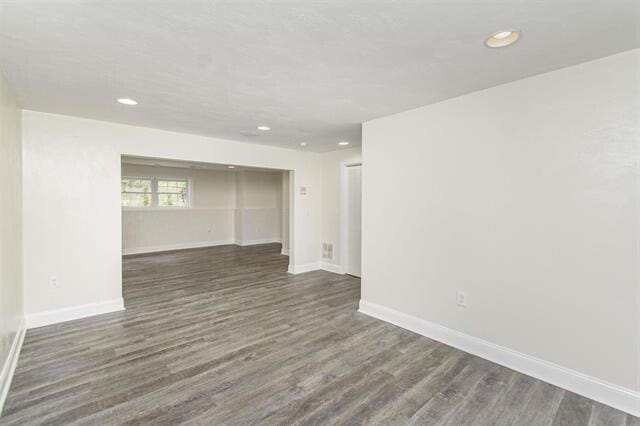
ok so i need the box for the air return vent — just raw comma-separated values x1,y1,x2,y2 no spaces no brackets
322,243,334,260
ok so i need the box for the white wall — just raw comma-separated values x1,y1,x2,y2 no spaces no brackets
234,170,283,245
0,70,23,405
121,164,237,253
362,49,639,403
281,172,290,254
321,147,362,269
22,111,322,317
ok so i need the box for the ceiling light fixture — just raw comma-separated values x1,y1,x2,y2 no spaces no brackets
338,141,349,146
117,98,138,105
257,125,271,131
300,142,308,147
485,30,520,48
228,165,235,169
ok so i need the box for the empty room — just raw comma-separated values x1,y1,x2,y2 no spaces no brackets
0,1,638,424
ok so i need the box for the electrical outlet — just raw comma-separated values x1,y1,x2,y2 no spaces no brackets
50,276,59,288
456,291,467,307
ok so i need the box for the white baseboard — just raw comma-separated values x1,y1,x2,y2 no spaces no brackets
358,300,640,417
281,248,290,256
123,240,234,255
25,298,125,329
320,262,343,274
0,320,26,416
235,238,282,246
288,262,343,275
288,262,320,274
123,239,284,255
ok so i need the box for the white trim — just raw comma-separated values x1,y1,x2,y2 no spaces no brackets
281,248,290,256
25,298,125,329
339,162,348,275
358,300,640,417
340,161,362,275
123,239,284,255
0,319,25,416
235,238,282,246
287,262,320,274
123,240,235,255
320,262,343,274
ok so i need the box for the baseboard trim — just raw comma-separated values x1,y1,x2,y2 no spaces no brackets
281,248,290,256
320,262,343,274
0,320,26,416
288,262,344,275
235,238,282,246
358,300,640,417
287,262,320,274
25,298,125,329
123,240,235,255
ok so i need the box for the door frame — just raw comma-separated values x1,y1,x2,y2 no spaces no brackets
339,161,362,275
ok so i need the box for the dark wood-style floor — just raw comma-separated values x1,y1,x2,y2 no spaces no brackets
2,243,636,425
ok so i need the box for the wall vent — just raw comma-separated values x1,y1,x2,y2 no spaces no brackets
322,243,334,260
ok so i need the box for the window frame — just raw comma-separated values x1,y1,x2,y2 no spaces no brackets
121,176,192,210
121,176,154,209
155,177,192,209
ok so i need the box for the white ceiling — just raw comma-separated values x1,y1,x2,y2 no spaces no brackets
0,1,637,152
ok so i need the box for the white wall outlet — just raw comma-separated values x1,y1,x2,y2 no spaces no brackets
456,291,467,307
50,276,59,288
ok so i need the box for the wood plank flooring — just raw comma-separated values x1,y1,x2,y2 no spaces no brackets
2,243,637,425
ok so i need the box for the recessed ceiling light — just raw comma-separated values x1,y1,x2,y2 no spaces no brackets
117,98,138,105
300,142,308,147
338,141,349,146
228,165,235,169
485,30,520,48
257,126,271,131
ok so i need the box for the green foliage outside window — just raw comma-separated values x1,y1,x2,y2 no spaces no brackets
121,177,189,208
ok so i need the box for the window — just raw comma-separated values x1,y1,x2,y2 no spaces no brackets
121,178,152,207
157,179,189,207
121,177,191,208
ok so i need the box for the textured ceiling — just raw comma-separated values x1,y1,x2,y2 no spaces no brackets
0,1,638,152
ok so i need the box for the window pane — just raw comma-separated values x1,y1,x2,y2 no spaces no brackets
157,179,188,194
121,192,152,207
158,193,187,207
121,178,152,193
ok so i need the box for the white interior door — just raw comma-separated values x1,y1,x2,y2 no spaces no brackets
346,165,362,277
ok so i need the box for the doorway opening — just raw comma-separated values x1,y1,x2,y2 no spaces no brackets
340,162,362,277
119,155,292,275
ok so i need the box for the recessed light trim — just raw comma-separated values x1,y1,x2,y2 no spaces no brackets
338,141,350,146
485,30,520,48
300,142,308,147
257,126,271,131
117,98,138,105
